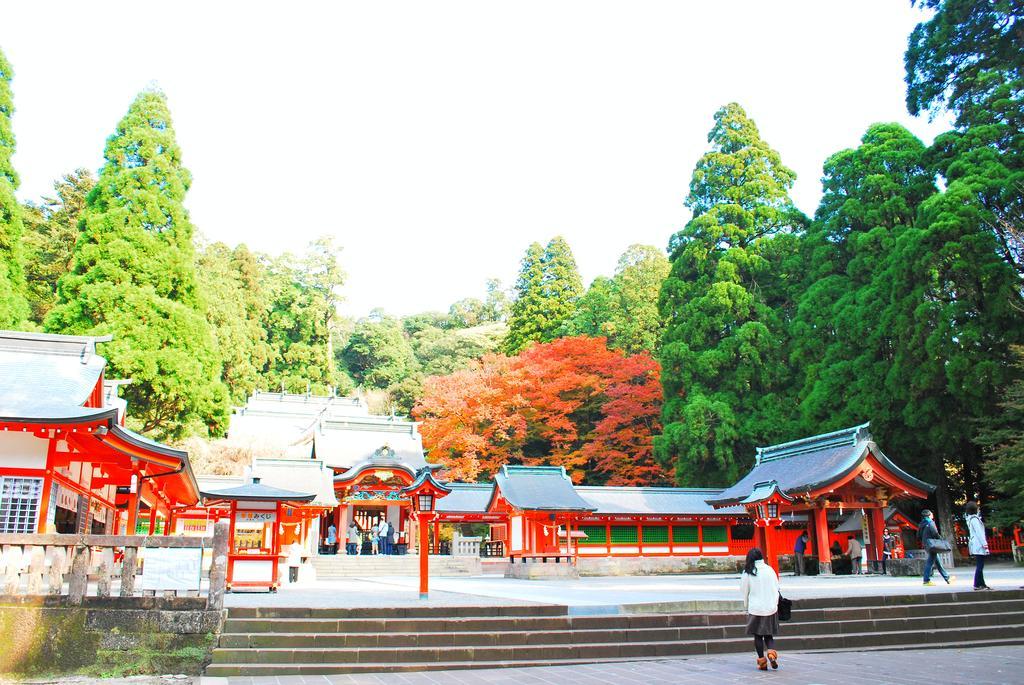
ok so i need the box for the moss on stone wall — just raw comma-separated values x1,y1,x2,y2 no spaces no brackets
0,604,219,677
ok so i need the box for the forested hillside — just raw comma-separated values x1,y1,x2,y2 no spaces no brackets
0,0,1021,522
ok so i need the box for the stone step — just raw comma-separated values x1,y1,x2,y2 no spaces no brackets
218,609,1017,649
221,597,1024,634
204,627,1024,676
225,604,566,620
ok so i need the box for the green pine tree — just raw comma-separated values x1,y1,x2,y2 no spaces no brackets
0,47,29,328
502,237,582,353
46,89,228,439
22,169,96,323
655,103,806,487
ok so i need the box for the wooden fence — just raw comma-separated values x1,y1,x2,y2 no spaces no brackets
0,522,228,610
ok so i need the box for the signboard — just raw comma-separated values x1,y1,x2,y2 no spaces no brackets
142,547,203,591
237,511,276,523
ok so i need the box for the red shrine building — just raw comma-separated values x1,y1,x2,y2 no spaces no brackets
0,330,939,581
0,331,198,537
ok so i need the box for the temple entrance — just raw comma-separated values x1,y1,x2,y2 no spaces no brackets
354,505,386,531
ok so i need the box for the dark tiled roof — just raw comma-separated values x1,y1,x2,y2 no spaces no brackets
436,483,493,513
0,329,110,416
575,487,746,516
201,480,316,502
491,465,596,512
706,423,935,507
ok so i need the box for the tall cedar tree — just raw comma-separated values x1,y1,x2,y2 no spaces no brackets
0,47,28,327
975,346,1024,528
656,103,806,487
415,336,668,485
46,90,229,439
196,241,274,402
564,244,669,354
502,237,583,353
793,124,936,436
261,237,345,395
22,169,96,322
905,0,1024,527
906,0,1024,279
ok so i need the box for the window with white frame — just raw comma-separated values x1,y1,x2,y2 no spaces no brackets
0,476,43,534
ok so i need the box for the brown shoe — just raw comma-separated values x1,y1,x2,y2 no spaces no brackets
767,649,779,669
757,657,768,671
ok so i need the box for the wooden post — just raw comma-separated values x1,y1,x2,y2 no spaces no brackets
814,506,832,575
68,544,90,605
208,521,229,611
870,507,886,570
120,546,138,597
418,514,429,598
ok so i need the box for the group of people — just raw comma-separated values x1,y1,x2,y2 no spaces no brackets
752,503,995,671
323,518,402,555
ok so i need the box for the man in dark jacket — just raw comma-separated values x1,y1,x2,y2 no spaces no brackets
919,509,954,586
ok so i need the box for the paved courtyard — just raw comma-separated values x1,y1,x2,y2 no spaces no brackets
202,645,1024,685
224,563,1024,611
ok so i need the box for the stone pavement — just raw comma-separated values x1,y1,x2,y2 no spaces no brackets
208,645,1024,685
224,563,1024,611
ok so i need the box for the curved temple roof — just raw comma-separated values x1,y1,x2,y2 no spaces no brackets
706,423,935,508
490,465,597,512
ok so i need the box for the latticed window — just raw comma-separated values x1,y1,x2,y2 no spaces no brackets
642,526,668,543
0,477,43,534
578,525,607,545
702,525,728,543
673,525,699,543
610,525,638,544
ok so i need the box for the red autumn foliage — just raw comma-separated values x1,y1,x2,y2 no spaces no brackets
413,336,671,486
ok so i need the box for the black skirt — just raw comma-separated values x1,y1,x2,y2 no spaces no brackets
746,612,780,636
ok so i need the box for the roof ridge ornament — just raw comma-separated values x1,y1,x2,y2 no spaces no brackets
756,422,871,464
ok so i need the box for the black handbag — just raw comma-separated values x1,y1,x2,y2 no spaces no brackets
778,595,792,621
926,538,952,553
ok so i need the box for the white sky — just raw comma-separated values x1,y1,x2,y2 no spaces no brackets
2,1,949,318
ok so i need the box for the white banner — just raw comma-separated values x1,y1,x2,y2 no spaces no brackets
141,547,203,591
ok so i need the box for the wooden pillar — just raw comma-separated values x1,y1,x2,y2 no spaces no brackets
870,507,886,567
163,509,174,536
418,513,430,598
668,522,675,556
271,502,281,588
814,505,832,575
147,504,157,535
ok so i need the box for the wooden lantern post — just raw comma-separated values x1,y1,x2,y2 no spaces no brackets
401,467,451,599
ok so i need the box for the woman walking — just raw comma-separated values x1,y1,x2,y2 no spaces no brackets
740,548,780,671
965,502,991,590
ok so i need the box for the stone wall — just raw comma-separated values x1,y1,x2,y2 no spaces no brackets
0,595,222,677
577,555,745,576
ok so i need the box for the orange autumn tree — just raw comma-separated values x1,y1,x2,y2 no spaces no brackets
414,336,671,485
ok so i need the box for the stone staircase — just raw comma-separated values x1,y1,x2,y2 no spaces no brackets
204,589,1024,677
310,554,480,579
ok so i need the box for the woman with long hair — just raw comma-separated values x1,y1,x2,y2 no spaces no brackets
740,548,781,670
965,502,991,590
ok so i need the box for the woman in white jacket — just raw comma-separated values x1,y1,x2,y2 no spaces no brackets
965,502,991,590
740,548,781,670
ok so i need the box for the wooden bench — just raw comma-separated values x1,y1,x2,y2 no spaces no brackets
510,554,574,564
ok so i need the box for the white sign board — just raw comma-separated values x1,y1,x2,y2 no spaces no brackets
237,511,276,523
142,547,203,591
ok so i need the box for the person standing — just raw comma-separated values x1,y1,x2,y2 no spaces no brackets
793,532,808,576
377,518,389,555
965,502,991,590
846,535,863,575
919,509,955,586
347,522,360,555
740,548,781,671
326,522,337,555
881,529,894,575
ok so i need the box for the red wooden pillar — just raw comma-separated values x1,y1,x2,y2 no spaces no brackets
271,502,282,588
869,507,886,568
668,522,674,556
147,504,157,535
418,514,429,598
814,506,832,575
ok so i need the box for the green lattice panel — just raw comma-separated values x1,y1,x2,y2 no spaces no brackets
578,524,607,545
610,525,638,544
702,525,727,543
642,526,668,544
672,525,699,543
